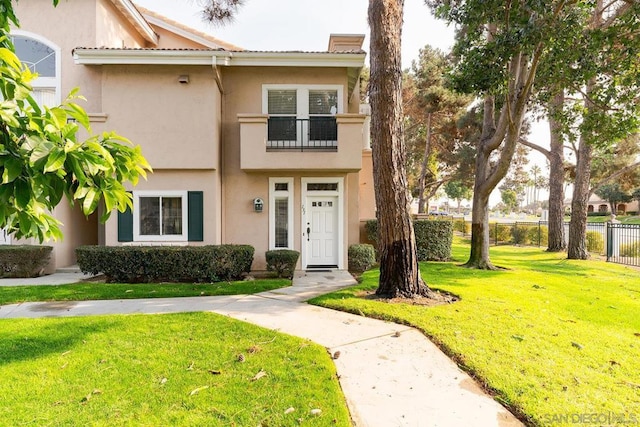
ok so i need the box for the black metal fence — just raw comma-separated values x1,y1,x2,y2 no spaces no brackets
606,223,640,267
455,220,640,267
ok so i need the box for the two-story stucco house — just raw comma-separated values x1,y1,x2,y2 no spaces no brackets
8,0,375,272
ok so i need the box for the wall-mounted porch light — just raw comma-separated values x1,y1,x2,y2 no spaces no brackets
253,197,264,213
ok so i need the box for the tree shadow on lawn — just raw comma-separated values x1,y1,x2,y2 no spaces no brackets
0,318,114,366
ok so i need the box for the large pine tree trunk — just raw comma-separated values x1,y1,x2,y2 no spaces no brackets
546,93,567,251
369,0,433,298
567,135,592,259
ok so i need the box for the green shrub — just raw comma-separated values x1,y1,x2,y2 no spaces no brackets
0,245,52,278
454,219,471,235
526,225,548,247
414,220,452,261
364,219,378,245
348,244,376,273
76,245,254,283
365,219,453,261
512,225,533,245
493,224,513,244
586,231,604,254
212,245,254,281
587,211,609,217
619,242,640,257
265,249,300,279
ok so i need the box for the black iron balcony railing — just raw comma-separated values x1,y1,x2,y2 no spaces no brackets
267,117,337,151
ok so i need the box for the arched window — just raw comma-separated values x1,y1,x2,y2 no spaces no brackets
10,32,61,107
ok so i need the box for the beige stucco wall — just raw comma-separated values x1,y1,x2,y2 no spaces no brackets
10,2,370,271
221,66,362,270
53,202,99,267
98,64,220,169
96,0,148,49
359,149,376,220
151,26,208,49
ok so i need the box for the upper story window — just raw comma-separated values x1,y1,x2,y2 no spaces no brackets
11,32,61,107
263,85,342,151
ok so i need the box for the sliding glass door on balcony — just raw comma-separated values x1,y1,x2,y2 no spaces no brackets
266,88,339,151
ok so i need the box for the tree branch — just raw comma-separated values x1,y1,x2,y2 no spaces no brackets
589,160,640,194
520,138,551,158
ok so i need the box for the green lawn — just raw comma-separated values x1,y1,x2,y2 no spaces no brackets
572,214,640,224
310,238,640,426
0,279,290,306
0,312,350,426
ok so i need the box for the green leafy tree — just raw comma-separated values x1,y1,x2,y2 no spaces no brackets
632,188,640,212
431,0,640,263
500,189,518,214
595,184,631,215
427,0,591,269
0,0,151,242
444,180,472,214
524,1,640,259
403,46,472,213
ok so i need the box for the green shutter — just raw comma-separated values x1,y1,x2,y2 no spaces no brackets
188,191,204,242
117,206,133,242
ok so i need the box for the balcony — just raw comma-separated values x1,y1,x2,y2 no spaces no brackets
267,117,337,152
239,113,366,172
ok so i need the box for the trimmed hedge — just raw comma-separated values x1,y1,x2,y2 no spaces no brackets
619,242,640,257
265,249,300,279
348,244,376,273
365,219,452,261
527,225,549,247
453,219,471,235
0,245,52,278
76,245,254,283
493,224,513,244
586,231,604,254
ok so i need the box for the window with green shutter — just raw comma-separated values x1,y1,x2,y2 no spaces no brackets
116,191,204,242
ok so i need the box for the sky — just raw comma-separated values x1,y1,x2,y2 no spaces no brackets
134,0,455,69
134,0,550,208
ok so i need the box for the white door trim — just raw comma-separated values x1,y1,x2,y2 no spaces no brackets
301,177,344,269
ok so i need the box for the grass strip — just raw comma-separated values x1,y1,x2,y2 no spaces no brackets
310,238,640,426
0,312,350,426
0,279,290,305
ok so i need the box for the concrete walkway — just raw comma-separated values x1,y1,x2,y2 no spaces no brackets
0,271,523,427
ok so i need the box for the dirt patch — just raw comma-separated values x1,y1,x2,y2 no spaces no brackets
356,290,458,307
28,301,78,312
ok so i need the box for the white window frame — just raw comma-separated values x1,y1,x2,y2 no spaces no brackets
301,177,344,269
262,85,343,118
269,177,294,250
133,191,188,242
10,30,62,106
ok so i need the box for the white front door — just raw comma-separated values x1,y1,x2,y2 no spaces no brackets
305,196,339,267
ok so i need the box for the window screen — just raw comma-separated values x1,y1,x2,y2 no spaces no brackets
139,196,183,236
268,90,297,115
309,90,338,115
274,198,289,248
